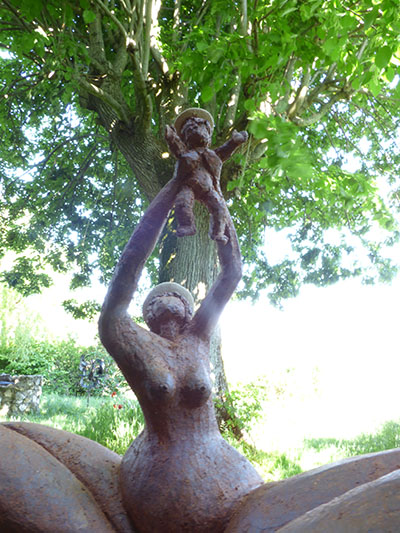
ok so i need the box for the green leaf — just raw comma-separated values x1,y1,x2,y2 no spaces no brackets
209,47,224,63
83,9,96,24
375,46,392,70
364,10,377,30
322,38,341,61
369,78,382,97
248,118,268,139
384,67,395,83
201,85,214,102
196,40,208,52
244,99,256,112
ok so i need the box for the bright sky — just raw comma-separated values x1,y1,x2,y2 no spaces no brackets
221,275,400,445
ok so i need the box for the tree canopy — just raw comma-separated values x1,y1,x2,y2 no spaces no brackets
1,0,400,308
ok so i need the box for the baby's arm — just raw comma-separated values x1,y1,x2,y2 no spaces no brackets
165,125,187,158
215,130,248,162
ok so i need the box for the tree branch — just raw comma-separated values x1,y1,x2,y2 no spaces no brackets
151,45,169,75
77,76,130,124
127,43,152,129
223,1,248,130
142,0,152,78
275,54,297,112
88,8,108,69
307,62,338,104
240,0,248,36
93,0,128,40
291,92,343,127
223,76,241,129
287,65,311,119
172,0,181,44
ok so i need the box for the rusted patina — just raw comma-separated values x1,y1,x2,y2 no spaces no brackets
98,151,263,532
165,107,248,244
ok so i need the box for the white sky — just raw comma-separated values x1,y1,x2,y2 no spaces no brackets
221,275,400,442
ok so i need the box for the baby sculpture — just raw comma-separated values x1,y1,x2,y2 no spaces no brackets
165,108,248,244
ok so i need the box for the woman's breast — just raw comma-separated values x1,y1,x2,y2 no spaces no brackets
179,371,212,408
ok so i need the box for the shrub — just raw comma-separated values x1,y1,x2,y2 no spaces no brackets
304,420,400,460
0,332,129,398
216,379,269,439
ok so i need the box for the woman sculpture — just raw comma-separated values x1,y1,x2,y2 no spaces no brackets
98,138,263,531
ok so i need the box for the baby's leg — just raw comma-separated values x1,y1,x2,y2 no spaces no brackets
175,186,196,237
204,190,229,245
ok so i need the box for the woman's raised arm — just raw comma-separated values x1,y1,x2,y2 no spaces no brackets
190,209,242,339
99,173,182,323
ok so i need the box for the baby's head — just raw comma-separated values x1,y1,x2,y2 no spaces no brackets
175,108,214,148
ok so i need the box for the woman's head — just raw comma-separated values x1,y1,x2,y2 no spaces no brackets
143,282,194,335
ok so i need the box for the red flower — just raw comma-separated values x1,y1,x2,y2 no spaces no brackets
111,391,117,397
118,404,123,409
113,404,117,408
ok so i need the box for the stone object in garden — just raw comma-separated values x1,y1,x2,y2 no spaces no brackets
0,373,43,417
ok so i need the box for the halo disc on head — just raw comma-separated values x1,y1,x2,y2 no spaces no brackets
143,282,195,325
174,108,214,136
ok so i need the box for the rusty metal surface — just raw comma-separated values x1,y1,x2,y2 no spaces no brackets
0,424,115,532
277,468,400,532
3,421,136,533
225,447,400,532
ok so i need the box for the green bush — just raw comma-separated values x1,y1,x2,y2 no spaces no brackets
216,379,269,439
0,333,129,397
340,421,400,456
0,339,55,376
0,336,84,394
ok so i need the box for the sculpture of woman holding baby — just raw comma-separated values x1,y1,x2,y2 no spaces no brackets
1,109,400,533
